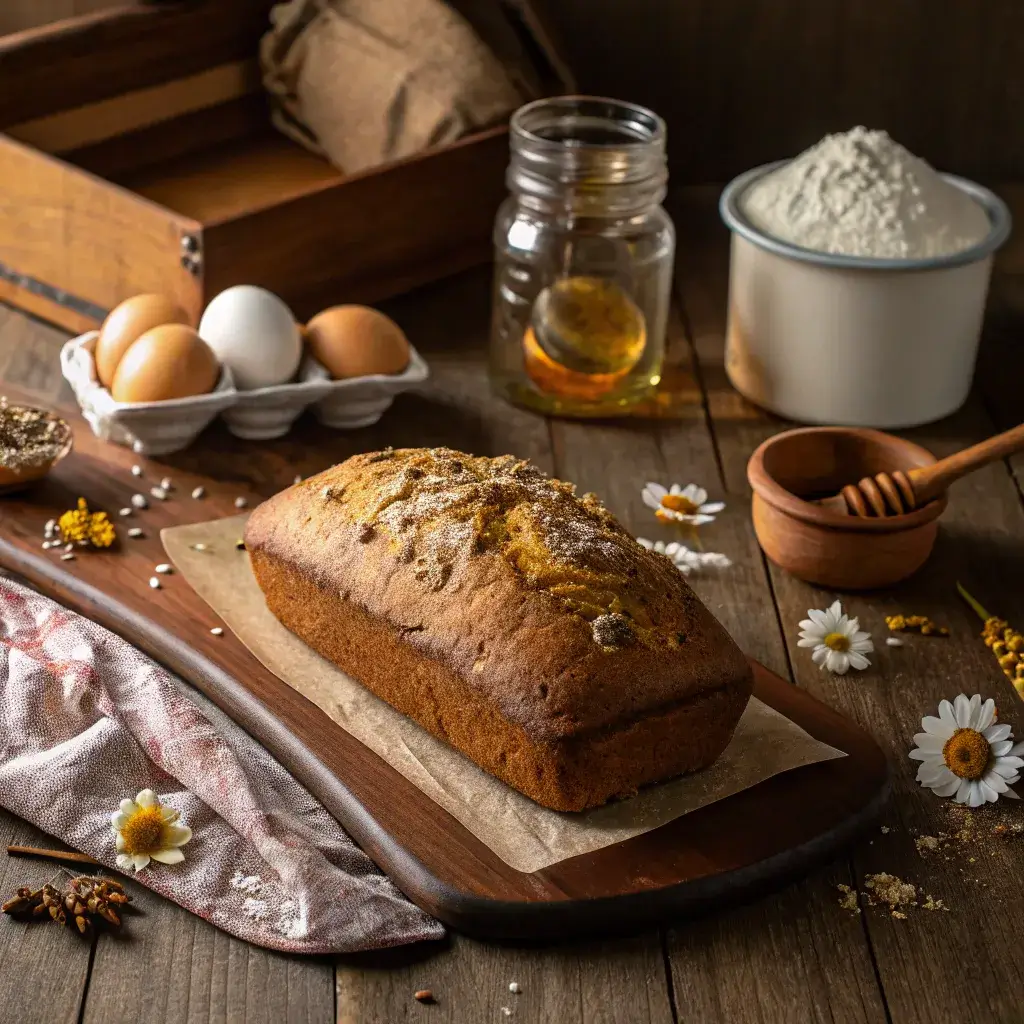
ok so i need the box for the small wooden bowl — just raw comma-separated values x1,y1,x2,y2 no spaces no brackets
0,405,73,495
747,427,948,590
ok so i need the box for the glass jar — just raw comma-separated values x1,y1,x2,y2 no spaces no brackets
489,96,675,417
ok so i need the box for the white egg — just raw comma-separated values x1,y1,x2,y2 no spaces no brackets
198,285,301,390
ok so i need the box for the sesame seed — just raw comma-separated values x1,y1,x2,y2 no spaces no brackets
131,494,148,509
148,577,161,589
119,508,132,517
501,1009,511,1017
413,991,433,1004
150,486,167,501
293,474,302,485
60,552,75,561
155,563,173,574
128,528,143,538
44,518,56,536
131,465,143,477
63,542,74,553
190,542,208,552
210,627,224,636
234,497,248,509
160,476,172,490
191,486,205,499
886,637,904,647
40,541,49,550
509,983,521,994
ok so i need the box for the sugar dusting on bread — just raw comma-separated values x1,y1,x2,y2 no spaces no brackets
316,447,668,647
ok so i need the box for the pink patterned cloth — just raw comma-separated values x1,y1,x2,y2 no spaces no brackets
0,575,443,953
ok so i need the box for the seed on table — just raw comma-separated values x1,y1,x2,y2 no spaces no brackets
413,990,434,1003
190,543,208,552
191,486,205,499
131,494,148,509
61,553,75,562
63,542,74,553
44,518,56,536
234,497,248,509
148,577,161,590
293,474,302,485
886,637,904,647
128,528,144,538
210,627,224,636
155,564,173,574
150,486,167,501
160,476,172,490
509,982,521,994
119,508,132,517
131,465,143,477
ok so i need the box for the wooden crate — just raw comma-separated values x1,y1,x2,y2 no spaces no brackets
0,1,565,333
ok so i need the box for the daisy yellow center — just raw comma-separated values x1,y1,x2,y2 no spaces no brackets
119,806,166,855
823,632,850,652
942,728,990,780
661,494,698,514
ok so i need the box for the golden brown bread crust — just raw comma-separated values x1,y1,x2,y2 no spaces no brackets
245,447,752,811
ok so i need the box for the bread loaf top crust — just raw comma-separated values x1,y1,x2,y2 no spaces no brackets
245,447,751,743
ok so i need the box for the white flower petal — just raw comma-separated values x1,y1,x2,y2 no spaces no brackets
978,780,999,803
160,806,179,823
1009,741,1024,757
644,483,667,502
982,770,1009,793
913,733,945,752
938,700,956,728
984,723,1012,742
700,501,726,514
997,755,1024,770
668,484,682,496
150,847,185,865
164,824,192,847
135,789,159,809
115,832,126,852
933,775,961,798
967,782,987,807
954,694,971,728
807,608,829,628
918,764,952,786
119,798,138,816
811,645,829,665
977,699,996,731
991,740,1014,757
827,650,850,675
111,812,129,831
847,652,871,671
797,637,821,648
131,853,151,871
955,779,973,804
681,484,704,504
991,760,1019,779
921,716,953,738
115,854,133,870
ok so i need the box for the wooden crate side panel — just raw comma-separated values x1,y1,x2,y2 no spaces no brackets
0,0,275,128
0,136,203,326
201,130,510,318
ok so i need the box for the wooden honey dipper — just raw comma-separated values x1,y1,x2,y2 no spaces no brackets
819,422,1024,517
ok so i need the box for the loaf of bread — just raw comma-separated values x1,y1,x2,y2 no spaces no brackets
245,448,753,812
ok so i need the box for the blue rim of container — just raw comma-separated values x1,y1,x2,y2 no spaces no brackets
719,159,1013,272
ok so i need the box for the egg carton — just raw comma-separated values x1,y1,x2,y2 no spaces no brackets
60,331,430,453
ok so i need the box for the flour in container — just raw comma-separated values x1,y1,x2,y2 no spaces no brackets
741,126,991,259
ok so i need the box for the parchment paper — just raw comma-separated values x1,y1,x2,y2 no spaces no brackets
163,516,846,873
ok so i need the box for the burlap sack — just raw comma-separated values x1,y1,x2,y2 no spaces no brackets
261,0,530,173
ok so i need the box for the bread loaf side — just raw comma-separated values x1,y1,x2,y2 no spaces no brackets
245,448,752,811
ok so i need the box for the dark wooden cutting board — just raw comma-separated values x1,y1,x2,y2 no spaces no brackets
0,383,889,938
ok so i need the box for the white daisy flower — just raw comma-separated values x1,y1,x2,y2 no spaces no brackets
797,600,874,675
910,694,1024,806
637,538,732,576
111,788,192,872
641,482,724,526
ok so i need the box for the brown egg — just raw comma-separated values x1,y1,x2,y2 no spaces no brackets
305,305,410,379
96,294,190,388
110,324,219,403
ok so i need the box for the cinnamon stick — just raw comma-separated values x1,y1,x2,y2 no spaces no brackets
6,845,101,867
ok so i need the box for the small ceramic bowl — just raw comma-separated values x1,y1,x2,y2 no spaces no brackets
747,427,948,590
313,345,430,429
221,355,334,440
60,333,238,456
0,403,73,495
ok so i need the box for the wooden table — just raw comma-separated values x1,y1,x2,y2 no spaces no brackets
1,191,1024,1023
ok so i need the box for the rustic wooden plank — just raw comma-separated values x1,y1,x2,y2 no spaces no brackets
675,188,1024,1024
82,878,335,1024
336,933,674,1024
549,299,888,1023
547,0,1024,181
0,808,93,1024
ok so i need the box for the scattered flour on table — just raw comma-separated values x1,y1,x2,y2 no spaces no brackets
741,126,990,259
